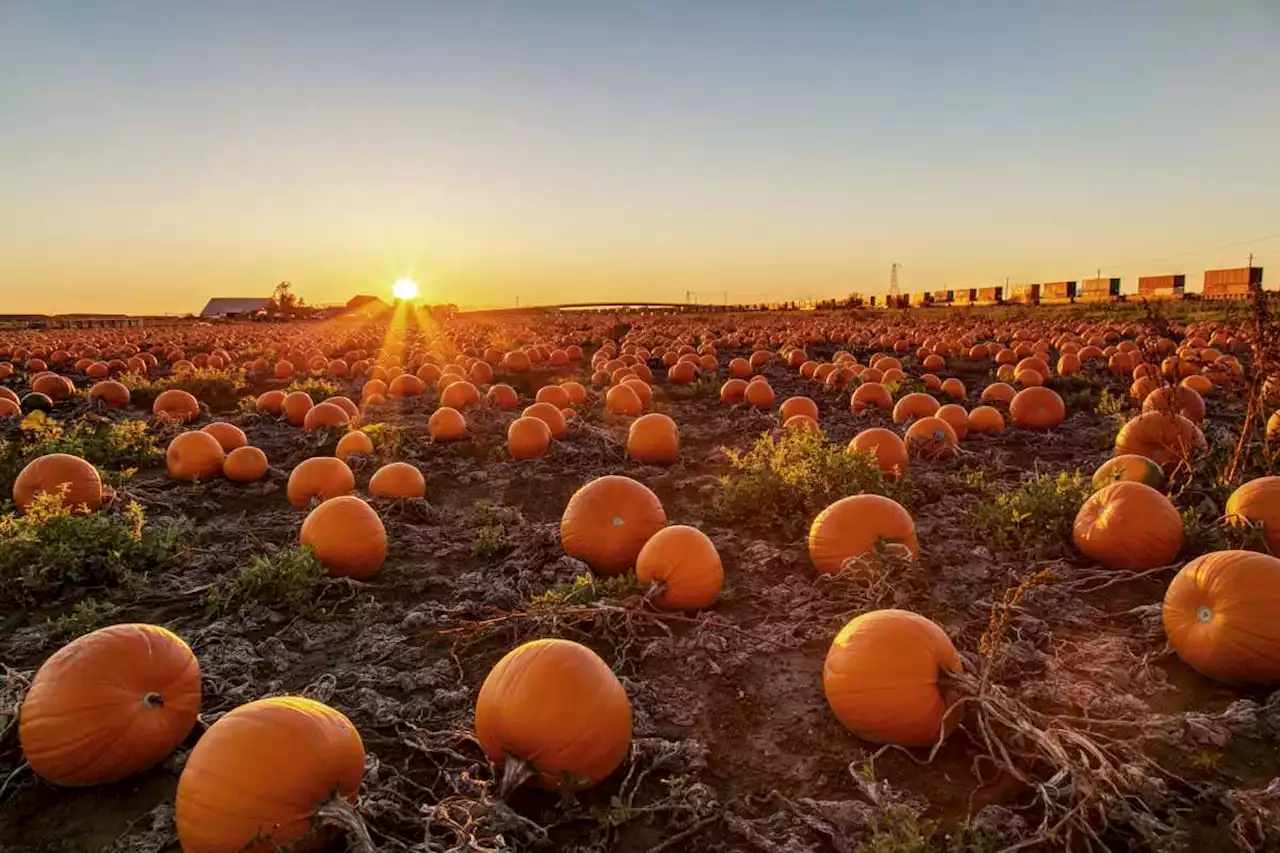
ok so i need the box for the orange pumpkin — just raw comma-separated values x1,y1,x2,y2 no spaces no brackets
300,495,387,577
256,390,286,414
1009,386,1065,429
175,697,365,853
779,396,820,423
744,380,775,409
850,382,893,413
475,639,631,792
368,462,426,499
980,382,1016,405
809,495,918,574
167,431,226,482
560,475,667,575
1073,481,1183,569
201,421,247,452
302,401,351,432
966,405,1005,434
627,413,679,465
635,525,723,610
849,428,908,477
153,388,200,423
719,378,748,404
905,416,959,460
20,624,200,786
223,446,269,483
13,453,103,512
535,385,572,409
523,402,568,439
1114,411,1207,472
0,398,19,418
322,396,359,419
605,383,643,416
428,406,469,441
1142,385,1206,424
282,391,313,426
892,392,940,424
939,378,965,401
1091,454,1165,492
333,432,372,462
1225,477,1280,554
486,383,520,409
935,403,968,441
508,416,553,460
824,609,962,746
1163,550,1280,684
286,457,355,508
440,380,481,409
88,380,130,408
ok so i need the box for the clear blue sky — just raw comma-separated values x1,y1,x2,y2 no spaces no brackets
2,1,1277,313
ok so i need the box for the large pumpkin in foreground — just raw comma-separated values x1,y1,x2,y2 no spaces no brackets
809,494,918,575
824,609,962,746
13,453,103,513
176,697,365,853
1073,481,1183,570
560,475,667,575
475,639,631,792
1163,550,1280,684
20,624,200,786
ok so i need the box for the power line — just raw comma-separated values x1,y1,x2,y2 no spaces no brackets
1097,229,1280,273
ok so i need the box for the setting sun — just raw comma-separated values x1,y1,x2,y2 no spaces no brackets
392,278,420,301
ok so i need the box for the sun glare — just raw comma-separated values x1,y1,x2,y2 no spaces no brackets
392,278,420,301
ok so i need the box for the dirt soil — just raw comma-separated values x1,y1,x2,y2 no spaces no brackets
1,323,1279,853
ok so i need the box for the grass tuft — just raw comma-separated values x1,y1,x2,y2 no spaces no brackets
207,546,326,615
972,470,1092,554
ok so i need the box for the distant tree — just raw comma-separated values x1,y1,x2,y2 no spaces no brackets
271,281,299,314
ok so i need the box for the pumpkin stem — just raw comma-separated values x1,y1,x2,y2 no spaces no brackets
314,794,376,853
140,692,164,709
497,754,537,799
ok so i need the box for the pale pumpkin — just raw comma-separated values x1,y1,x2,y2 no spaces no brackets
20,624,200,786
824,609,962,746
475,639,631,792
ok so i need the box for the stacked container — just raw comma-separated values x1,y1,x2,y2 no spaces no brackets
1007,284,1040,305
974,286,1003,306
1138,274,1186,300
1202,267,1263,299
1041,281,1077,304
1078,277,1121,302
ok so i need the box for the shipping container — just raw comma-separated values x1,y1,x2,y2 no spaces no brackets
1138,274,1185,295
1202,281,1259,299
1007,284,1040,304
1204,267,1263,288
975,286,1003,305
909,292,932,307
1041,281,1076,303
951,288,977,306
1080,277,1121,296
932,290,953,304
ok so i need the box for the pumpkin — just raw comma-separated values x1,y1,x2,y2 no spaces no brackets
809,495,918,574
719,378,748,404
440,380,481,409
783,414,820,432
892,393,940,425
560,475,667,575
175,696,365,853
322,396,359,419
428,406,468,441
300,495,387,577
1009,386,1065,429
780,396,820,423
851,382,893,413
522,402,568,439
167,431,226,482
635,525,723,610
980,382,1016,405
388,373,425,397
508,416,553,460
848,428,908,477
823,609,962,746
535,385,572,409
32,373,74,401
282,391,313,426
935,403,968,441
13,453,103,512
1163,550,1280,684
1114,411,1207,472
302,401,351,432
486,383,520,409
286,457,355,508
562,381,588,405
475,639,631,792
1225,477,1280,554
88,380,130,408
224,446,269,483
744,380,775,409
627,413,679,465
1073,481,1183,569
1091,454,1165,492
0,398,18,418
605,383,643,416
905,416,958,460
335,430,375,460
940,378,965,401
368,462,426,499
966,405,1005,434
153,388,200,423
623,378,654,408
201,421,248,452
256,390,286,414
20,624,200,786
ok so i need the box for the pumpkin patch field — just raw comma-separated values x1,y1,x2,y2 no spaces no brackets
4,302,1280,852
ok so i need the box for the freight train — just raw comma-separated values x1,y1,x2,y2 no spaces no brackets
871,267,1263,309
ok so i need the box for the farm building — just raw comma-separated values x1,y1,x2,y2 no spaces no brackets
199,297,272,319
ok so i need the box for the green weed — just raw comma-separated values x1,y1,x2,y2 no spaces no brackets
207,547,325,615
50,597,122,639
284,377,342,402
361,422,411,457
471,525,507,558
120,368,245,409
709,429,905,539
529,573,641,609
973,470,1092,554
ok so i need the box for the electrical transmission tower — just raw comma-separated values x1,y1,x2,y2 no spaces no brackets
889,263,901,298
